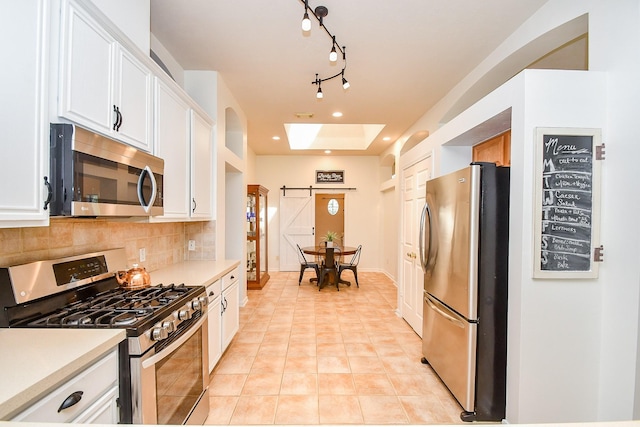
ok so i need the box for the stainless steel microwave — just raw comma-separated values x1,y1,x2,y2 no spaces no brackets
48,123,164,217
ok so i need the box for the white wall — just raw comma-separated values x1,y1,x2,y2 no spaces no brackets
89,0,149,53
398,0,640,423
255,156,381,274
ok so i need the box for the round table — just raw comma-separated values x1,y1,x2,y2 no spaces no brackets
302,246,357,289
301,245,357,257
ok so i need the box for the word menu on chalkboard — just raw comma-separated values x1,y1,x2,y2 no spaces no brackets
533,128,602,279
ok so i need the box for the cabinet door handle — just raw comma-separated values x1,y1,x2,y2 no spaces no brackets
113,105,118,130
192,198,197,213
116,106,123,131
43,176,52,210
58,391,83,412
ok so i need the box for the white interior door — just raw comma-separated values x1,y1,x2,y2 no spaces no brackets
401,157,431,337
279,193,315,271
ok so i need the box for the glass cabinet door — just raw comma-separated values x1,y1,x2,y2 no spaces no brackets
247,185,269,289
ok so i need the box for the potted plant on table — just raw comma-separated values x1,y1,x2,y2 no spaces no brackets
323,231,339,248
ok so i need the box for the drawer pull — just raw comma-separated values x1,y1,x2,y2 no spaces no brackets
58,391,83,413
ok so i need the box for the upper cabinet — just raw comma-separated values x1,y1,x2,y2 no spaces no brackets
0,0,50,228
153,78,213,222
58,0,152,152
472,131,511,167
190,111,214,219
153,78,191,220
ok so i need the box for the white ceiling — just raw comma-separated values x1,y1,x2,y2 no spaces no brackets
150,0,550,156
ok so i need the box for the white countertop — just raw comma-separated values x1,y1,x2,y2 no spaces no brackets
0,328,125,420
150,259,240,287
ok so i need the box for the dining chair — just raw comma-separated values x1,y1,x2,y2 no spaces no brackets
337,245,362,287
296,244,320,286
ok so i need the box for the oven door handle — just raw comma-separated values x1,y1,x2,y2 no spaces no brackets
142,313,207,369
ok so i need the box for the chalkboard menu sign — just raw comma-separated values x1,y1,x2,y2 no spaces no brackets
533,128,602,279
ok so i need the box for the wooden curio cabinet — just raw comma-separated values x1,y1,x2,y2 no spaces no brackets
247,185,269,289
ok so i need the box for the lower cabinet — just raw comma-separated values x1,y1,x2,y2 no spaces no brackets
206,279,222,373
221,270,240,350
12,349,119,424
206,267,239,374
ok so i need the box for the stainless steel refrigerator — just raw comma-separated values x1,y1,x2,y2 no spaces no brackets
419,163,509,422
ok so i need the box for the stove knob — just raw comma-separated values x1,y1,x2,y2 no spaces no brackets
190,299,201,311
178,308,192,321
162,320,176,333
151,326,169,341
199,296,208,308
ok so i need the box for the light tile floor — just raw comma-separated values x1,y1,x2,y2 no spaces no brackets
205,271,463,425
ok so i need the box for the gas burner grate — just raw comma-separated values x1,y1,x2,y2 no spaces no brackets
21,283,196,330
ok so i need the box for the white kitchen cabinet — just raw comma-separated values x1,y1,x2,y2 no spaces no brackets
221,268,240,351
69,385,119,424
154,78,191,219
190,110,214,219
154,78,214,222
58,0,152,151
0,0,50,227
206,279,222,373
12,349,119,424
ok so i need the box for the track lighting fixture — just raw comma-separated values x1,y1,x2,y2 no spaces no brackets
301,0,311,32
302,11,311,31
298,0,350,99
341,70,350,90
329,36,337,62
315,74,323,99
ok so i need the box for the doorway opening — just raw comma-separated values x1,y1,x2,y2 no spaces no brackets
315,193,344,247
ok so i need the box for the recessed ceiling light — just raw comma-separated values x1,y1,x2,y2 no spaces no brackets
324,150,332,154
332,112,343,118
383,137,391,141
272,136,280,140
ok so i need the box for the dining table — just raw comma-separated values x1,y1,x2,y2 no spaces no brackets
302,245,358,289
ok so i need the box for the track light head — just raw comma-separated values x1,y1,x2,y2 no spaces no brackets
301,0,311,31
302,11,311,31
329,36,337,62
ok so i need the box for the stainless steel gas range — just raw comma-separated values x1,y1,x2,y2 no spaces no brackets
0,249,210,425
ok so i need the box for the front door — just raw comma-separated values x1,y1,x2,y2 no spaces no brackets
315,193,345,247
401,157,431,337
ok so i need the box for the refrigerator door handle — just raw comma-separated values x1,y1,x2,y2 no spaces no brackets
424,292,465,328
419,201,437,274
419,202,429,272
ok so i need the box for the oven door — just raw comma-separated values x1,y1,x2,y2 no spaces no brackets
130,313,209,425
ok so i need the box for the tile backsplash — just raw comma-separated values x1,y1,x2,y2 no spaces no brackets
0,218,216,270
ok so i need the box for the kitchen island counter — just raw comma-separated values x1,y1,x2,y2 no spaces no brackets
0,328,125,420
150,259,240,287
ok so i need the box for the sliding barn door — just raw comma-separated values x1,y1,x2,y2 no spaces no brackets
279,193,315,271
